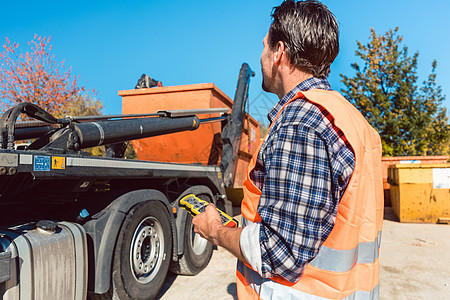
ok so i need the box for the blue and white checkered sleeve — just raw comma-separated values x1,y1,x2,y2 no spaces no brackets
257,123,337,283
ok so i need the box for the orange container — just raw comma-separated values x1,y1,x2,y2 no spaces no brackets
119,83,260,192
381,156,449,206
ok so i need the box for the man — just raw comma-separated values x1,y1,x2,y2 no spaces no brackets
193,1,383,299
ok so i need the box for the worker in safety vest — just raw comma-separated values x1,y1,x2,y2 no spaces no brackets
193,1,383,299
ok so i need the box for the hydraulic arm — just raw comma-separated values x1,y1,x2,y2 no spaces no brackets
0,102,228,155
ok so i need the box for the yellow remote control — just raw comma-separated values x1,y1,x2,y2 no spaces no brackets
179,194,238,228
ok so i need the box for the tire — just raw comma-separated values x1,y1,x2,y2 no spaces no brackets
170,194,213,275
111,200,172,300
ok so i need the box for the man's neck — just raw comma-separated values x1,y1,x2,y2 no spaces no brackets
277,69,313,99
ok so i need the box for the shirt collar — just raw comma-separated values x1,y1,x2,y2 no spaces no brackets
267,77,331,123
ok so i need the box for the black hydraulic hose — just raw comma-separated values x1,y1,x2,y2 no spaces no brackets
1,103,228,151
14,125,58,141
69,115,201,149
0,102,61,149
11,114,226,146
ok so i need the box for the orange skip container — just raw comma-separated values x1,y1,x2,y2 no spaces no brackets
119,83,260,199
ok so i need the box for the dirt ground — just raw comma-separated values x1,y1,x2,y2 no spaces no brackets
157,208,450,300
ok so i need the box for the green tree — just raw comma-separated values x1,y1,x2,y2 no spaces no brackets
341,28,449,156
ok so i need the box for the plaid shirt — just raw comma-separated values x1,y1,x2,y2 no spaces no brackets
242,77,355,283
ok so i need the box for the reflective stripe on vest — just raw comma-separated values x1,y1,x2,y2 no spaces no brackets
237,260,380,300
309,231,382,272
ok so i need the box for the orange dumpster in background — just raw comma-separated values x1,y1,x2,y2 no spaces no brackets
119,83,260,202
381,156,449,206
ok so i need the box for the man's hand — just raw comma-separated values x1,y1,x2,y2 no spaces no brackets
192,203,223,245
192,203,249,264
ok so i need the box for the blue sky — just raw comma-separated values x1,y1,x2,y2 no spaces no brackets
1,0,449,123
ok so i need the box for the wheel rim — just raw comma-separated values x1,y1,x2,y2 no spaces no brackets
189,220,208,256
130,216,165,283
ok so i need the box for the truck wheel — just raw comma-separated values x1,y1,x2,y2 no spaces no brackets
112,200,172,300
171,194,213,275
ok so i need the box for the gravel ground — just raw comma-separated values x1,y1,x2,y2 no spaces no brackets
157,208,450,300
379,208,450,299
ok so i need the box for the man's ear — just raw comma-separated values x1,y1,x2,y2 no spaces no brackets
273,41,285,65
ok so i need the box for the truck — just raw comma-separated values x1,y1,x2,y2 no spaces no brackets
0,63,256,300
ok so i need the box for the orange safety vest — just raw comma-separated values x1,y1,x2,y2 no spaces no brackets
236,89,383,300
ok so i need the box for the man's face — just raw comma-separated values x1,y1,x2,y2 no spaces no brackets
260,32,275,93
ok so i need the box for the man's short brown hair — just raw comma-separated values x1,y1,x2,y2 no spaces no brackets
268,0,339,78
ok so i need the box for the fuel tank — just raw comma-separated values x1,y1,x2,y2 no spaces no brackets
0,221,87,300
